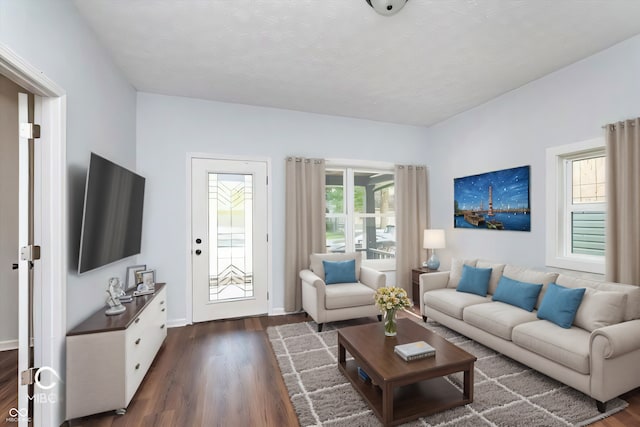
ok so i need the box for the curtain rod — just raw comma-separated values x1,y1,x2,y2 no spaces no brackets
396,165,426,170
286,156,324,164
601,120,637,130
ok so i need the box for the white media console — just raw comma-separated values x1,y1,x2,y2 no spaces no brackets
65,283,167,419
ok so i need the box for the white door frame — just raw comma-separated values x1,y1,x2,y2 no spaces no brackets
0,44,67,427
185,153,272,324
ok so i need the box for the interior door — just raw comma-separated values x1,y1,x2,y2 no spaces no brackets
17,92,34,426
191,158,269,322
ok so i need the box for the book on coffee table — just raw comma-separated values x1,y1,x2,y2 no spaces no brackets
394,341,435,361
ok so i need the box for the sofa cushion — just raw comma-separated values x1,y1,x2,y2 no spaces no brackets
447,258,478,289
322,259,357,285
463,301,538,341
537,283,586,329
476,261,506,295
503,265,558,308
456,265,492,296
596,282,640,321
324,282,375,310
512,320,591,374
310,252,361,281
425,288,489,320
574,289,627,331
555,274,639,323
492,276,543,312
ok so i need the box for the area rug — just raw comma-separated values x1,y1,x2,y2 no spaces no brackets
266,317,627,427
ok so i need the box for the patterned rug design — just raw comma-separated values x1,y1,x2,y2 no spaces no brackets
266,318,627,427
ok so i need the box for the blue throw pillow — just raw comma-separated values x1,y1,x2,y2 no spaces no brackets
537,283,586,328
492,276,543,312
323,259,357,285
456,265,492,296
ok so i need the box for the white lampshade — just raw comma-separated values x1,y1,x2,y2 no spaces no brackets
423,229,446,249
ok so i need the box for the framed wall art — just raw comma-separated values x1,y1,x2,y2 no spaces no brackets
454,165,530,231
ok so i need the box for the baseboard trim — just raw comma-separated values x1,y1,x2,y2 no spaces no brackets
0,339,18,351
269,307,289,316
167,318,189,328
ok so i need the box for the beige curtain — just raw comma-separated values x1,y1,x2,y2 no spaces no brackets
284,157,326,312
395,165,428,295
605,117,640,284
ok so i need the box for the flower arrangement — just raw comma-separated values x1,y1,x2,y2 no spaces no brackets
374,286,411,336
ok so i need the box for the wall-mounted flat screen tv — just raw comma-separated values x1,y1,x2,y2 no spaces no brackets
78,153,145,274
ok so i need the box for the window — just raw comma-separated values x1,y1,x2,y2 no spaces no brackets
325,167,395,260
546,139,605,273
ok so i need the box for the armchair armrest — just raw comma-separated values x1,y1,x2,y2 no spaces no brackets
300,269,326,289
590,319,640,358
300,269,327,314
359,266,386,291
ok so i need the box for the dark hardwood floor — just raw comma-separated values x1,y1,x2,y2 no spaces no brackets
0,349,17,424
66,314,310,427
0,310,636,426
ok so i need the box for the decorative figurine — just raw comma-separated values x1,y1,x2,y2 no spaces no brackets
105,277,126,315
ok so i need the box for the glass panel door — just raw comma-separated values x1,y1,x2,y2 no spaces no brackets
208,173,254,301
191,158,268,322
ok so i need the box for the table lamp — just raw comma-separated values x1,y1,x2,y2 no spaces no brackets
423,229,445,270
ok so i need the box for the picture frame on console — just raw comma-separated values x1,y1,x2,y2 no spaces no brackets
126,264,146,290
137,270,156,292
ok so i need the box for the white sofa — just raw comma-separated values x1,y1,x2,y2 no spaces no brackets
300,252,385,332
419,259,640,412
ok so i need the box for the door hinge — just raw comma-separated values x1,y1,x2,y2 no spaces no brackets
266,234,269,242
20,245,41,262
267,292,269,300
19,123,41,139
21,367,39,386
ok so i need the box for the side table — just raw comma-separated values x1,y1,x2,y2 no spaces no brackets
411,267,437,306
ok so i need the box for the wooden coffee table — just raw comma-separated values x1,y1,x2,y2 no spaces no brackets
337,318,476,426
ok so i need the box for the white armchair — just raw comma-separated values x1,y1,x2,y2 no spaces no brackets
300,252,386,332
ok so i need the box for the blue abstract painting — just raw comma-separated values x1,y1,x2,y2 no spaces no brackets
454,166,530,231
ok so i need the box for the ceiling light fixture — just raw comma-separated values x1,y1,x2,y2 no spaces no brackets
366,0,408,16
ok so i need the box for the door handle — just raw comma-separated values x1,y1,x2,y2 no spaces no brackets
12,263,18,270
195,249,202,255
195,238,202,244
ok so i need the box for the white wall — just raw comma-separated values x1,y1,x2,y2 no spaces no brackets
425,34,640,271
1,2,137,424
0,1,138,332
136,92,428,323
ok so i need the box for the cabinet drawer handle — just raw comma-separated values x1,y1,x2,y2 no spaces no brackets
160,324,165,329
135,338,141,345
135,363,140,370
161,308,166,312
160,300,165,305
135,318,140,324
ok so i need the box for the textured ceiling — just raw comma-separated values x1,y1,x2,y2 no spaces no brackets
74,0,640,127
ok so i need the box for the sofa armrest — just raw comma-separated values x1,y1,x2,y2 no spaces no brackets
419,271,449,294
419,271,450,316
359,266,386,291
590,319,640,358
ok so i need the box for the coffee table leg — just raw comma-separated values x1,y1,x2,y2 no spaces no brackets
382,382,393,425
338,339,346,364
463,363,474,401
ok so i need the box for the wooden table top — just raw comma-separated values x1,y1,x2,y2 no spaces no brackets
338,318,476,382
67,283,166,336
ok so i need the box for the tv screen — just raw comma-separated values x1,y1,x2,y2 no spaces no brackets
78,153,145,274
